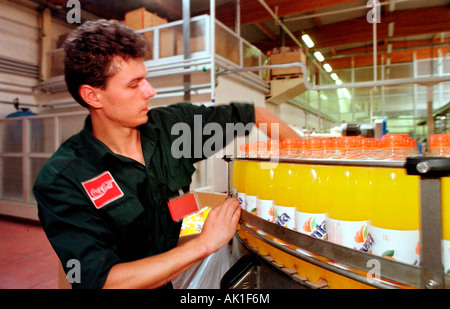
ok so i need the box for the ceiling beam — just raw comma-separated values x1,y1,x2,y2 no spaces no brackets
215,0,360,27
326,41,450,69
254,22,277,41
306,6,450,49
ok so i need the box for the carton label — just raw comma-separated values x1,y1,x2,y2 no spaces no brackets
245,195,257,214
295,211,327,240
257,199,274,222
274,205,295,230
327,218,372,251
368,225,420,265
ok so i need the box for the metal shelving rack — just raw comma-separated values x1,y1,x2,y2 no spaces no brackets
225,156,450,289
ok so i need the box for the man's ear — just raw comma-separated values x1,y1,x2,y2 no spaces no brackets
79,84,102,108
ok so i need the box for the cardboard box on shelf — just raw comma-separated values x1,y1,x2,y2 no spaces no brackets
125,7,167,30
270,48,306,76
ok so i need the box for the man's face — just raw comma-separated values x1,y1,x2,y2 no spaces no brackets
95,57,157,128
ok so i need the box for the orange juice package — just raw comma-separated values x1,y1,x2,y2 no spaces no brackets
244,160,260,215
367,167,420,265
233,159,246,208
442,177,450,274
294,164,327,240
179,207,211,236
234,143,249,208
326,164,371,251
366,134,420,265
257,161,277,222
273,163,297,231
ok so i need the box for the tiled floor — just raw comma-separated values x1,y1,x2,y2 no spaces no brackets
0,216,59,289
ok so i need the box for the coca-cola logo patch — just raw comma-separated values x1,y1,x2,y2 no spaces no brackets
81,171,124,209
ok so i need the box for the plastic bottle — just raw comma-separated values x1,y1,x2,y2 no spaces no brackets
267,139,280,159
334,136,361,159
429,134,450,157
291,161,329,283
257,161,277,223
255,140,268,158
232,160,243,201
326,141,371,251
380,134,409,160
272,162,297,244
244,159,260,215
360,137,381,160
322,138,337,159
233,144,247,208
297,139,308,158
442,176,450,274
367,134,421,265
280,139,299,158
307,138,324,158
294,163,328,240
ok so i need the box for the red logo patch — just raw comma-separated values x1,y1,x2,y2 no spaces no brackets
82,171,124,209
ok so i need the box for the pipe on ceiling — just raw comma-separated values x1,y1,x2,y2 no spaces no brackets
216,62,450,91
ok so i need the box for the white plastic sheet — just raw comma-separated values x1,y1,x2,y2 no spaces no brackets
172,245,234,289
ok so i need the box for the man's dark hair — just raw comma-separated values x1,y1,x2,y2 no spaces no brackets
63,19,150,107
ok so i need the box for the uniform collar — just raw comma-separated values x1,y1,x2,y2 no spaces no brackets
80,115,160,166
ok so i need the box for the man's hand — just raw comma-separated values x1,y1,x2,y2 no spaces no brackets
198,197,241,255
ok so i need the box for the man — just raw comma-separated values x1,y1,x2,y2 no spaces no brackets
33,19,298,289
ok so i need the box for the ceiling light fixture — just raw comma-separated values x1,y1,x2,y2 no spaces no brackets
314,52,325,62
330,73,338,80
323,63,332,72
314,51,324,62
301,34,314,48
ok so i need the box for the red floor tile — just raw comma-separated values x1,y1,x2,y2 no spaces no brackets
0,216,59,289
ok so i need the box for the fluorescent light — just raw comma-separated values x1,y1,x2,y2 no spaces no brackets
330,73,338,80
338,88,351,99
301,34,314,48
336,79,343,85
314,51,324,62
323,63,332,72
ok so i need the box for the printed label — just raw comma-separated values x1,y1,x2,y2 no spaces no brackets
274,205,295,230
81,171,124,209
257,199,274,222
246,195,257,215
295,211,327,240
327,217,372,251
368,225,420,265
237,192,246,209
443,239,450,274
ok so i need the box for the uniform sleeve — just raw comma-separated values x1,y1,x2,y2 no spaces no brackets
33,164,121,289
149,102,255,163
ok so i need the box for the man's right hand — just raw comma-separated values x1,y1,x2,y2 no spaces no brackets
198,197,241,255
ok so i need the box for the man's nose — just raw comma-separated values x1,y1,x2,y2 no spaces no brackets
143,79,157,99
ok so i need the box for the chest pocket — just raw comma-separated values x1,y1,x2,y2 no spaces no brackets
98,196,145,231
164,157,196,196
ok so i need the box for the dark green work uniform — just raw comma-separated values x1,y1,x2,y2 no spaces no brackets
33,102,254,289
